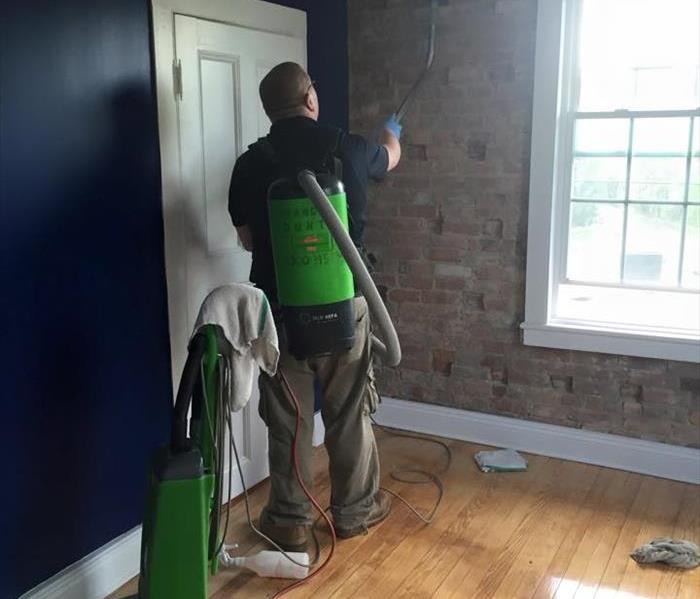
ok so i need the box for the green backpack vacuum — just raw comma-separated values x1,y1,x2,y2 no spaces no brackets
267,173,356,359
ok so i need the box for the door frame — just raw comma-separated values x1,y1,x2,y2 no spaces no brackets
151,0,307,392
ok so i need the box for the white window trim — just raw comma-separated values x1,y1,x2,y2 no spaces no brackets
522,0,700,363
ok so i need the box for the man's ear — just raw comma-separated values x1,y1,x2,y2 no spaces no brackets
305,87,318,114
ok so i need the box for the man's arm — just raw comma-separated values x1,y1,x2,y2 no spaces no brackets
228,152,254,251
380,115,402,171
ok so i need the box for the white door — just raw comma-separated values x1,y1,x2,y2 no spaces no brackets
173,14,306,495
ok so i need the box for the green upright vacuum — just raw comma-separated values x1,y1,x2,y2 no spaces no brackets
136,325,225,599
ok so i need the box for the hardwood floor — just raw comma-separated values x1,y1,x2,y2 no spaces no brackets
110,428,699,599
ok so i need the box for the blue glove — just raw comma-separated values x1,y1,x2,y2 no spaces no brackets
384,114,402,140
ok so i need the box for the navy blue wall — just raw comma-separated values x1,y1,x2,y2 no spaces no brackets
270,0,349,129
0,2,172,596
0,1,347,596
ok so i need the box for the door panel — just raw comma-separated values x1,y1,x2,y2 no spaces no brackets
174,14,305,495
201,56,242,253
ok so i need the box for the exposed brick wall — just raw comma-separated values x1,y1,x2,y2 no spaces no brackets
348,0,700,447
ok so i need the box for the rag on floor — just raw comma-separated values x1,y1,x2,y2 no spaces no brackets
191,283,279,412
473,448,528,473
631,538,700,569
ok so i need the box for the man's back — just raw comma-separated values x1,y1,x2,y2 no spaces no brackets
228,116,389,302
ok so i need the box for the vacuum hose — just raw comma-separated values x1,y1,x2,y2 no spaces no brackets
297,170,402,367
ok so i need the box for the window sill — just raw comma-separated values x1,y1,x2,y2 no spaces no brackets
521,321,700,363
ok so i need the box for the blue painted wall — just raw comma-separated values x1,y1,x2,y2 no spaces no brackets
0,1,347,596
0,2,173,596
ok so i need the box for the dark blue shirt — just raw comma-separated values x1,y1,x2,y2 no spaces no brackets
228,116,388,301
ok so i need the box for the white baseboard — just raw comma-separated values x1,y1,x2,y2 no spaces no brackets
19,526,141,599
375,397,700,485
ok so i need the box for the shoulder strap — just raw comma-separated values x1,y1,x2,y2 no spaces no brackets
250,130,343,180
326,128,343,180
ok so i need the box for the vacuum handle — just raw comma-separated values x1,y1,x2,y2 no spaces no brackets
297,170,401,367
171,332,207,452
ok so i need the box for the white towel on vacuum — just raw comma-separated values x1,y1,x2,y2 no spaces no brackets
192,283,279,412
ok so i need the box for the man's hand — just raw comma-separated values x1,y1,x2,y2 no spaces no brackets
380,114,402,171
236,225,253,251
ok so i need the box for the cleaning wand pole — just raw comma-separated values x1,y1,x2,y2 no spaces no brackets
394,0,438,123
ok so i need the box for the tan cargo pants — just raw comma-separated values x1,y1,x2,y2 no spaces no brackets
258,296,380,530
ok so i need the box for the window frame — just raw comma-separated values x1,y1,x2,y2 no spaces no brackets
522,0,700,363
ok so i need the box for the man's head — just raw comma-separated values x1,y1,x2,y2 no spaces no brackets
259,62,319,122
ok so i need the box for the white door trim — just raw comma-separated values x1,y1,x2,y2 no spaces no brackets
375,397,700,485
151,0,306,392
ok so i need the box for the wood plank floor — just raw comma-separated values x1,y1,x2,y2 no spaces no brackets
110,429,699,599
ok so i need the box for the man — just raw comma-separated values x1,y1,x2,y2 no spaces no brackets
228,62,401,551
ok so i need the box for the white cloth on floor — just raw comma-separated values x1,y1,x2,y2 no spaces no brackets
631,538,700,569
192,283,279,412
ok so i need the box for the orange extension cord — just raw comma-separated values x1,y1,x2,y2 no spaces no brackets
272,369,337,598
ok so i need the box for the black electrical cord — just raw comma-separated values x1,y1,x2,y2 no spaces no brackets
217,354,323,571
371,415,451,524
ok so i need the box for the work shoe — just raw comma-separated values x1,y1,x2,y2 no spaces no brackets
258,510,309,552
334,490,392,539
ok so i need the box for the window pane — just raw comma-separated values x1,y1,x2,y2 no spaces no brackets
633,118,689,155
574,119,629,154
629,157,687,202
578,0,700,111
629,118,689,202
690,120,699,202
567,202,624,282
624,204,683,286
572,157,627,200
682,206,700,289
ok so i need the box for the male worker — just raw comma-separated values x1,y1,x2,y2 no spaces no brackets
228,62,401,551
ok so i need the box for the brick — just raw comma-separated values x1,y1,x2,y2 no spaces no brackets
401,204,436,218
622,397,642,415
387,288,420,303
398,260,434,276
482,218,504,238
435,276,467,290
435,264,471,278
398,274,434,289
463,292,485,311
467,140,487,161
690,411,700,426
619,382,643,400
680,377,700,394
428,246,464,262
405,144,428,161
550,374,573,393
422,289,461,304
433,349,455,376
349,0,696,448
488,63,516,85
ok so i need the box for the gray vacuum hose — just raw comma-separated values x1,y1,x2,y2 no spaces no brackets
297,170,402,367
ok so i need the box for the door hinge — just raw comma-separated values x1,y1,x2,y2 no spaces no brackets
173,59,183,100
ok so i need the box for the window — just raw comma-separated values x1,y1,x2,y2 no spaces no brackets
523,0,700,362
